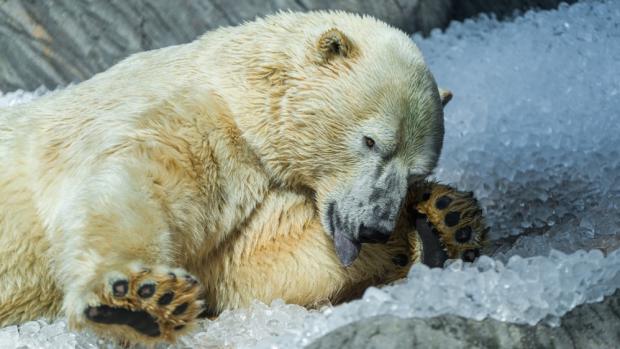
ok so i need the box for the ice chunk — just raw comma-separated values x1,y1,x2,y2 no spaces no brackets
0,326,18,348
415,0,620,259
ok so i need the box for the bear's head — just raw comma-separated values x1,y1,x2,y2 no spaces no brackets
240,13,452,266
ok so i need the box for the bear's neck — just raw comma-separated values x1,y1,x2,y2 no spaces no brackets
192,29,311,191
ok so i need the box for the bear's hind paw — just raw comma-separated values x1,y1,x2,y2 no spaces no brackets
84,264,204,343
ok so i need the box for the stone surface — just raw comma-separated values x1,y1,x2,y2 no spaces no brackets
0,0,577,92
0,0,450,91
308,289,620,349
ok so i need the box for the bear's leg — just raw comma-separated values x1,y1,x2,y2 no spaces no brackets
47,167,203,344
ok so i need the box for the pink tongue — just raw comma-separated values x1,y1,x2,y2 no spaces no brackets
334,232,361,267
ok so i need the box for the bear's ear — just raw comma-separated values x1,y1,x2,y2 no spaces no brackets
317,28,354,62
439,88,453,108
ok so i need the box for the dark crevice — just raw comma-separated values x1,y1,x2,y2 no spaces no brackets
293,0,308,12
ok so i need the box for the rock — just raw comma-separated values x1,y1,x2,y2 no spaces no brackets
0,0,578,92
307,289,620,349
0,0,451,92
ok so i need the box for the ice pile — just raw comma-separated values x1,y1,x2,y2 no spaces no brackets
1,0,619,348
191,249,620,349
417,0,620,260
0,320,110,349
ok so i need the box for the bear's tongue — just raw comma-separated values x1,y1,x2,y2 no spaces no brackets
334,232,361,267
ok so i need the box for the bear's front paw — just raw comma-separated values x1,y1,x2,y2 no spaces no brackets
414,183,488,266
83,263,204,343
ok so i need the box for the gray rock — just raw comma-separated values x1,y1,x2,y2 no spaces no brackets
308,289,620,349
0,0,451,92
0,0,577,92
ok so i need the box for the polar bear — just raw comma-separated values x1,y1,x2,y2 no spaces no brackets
0,11,486,345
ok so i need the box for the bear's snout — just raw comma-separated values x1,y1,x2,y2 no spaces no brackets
324,161,411,266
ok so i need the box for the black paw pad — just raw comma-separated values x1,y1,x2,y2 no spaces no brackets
85,305,161,337
138,283,156,298
444,211,460,227
392,254,409,267
462,249,480,262
172,302,189,315
85,306,106,320
435,195,452,210
455,226,473,243
415,216,448,268
112,280,128,298
158,292,175,306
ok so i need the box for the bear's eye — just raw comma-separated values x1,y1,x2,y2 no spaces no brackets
364,136,375,148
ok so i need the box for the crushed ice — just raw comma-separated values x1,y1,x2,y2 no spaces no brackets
1,0,619,348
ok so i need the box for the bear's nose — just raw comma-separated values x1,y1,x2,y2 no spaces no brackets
358,224,391,243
